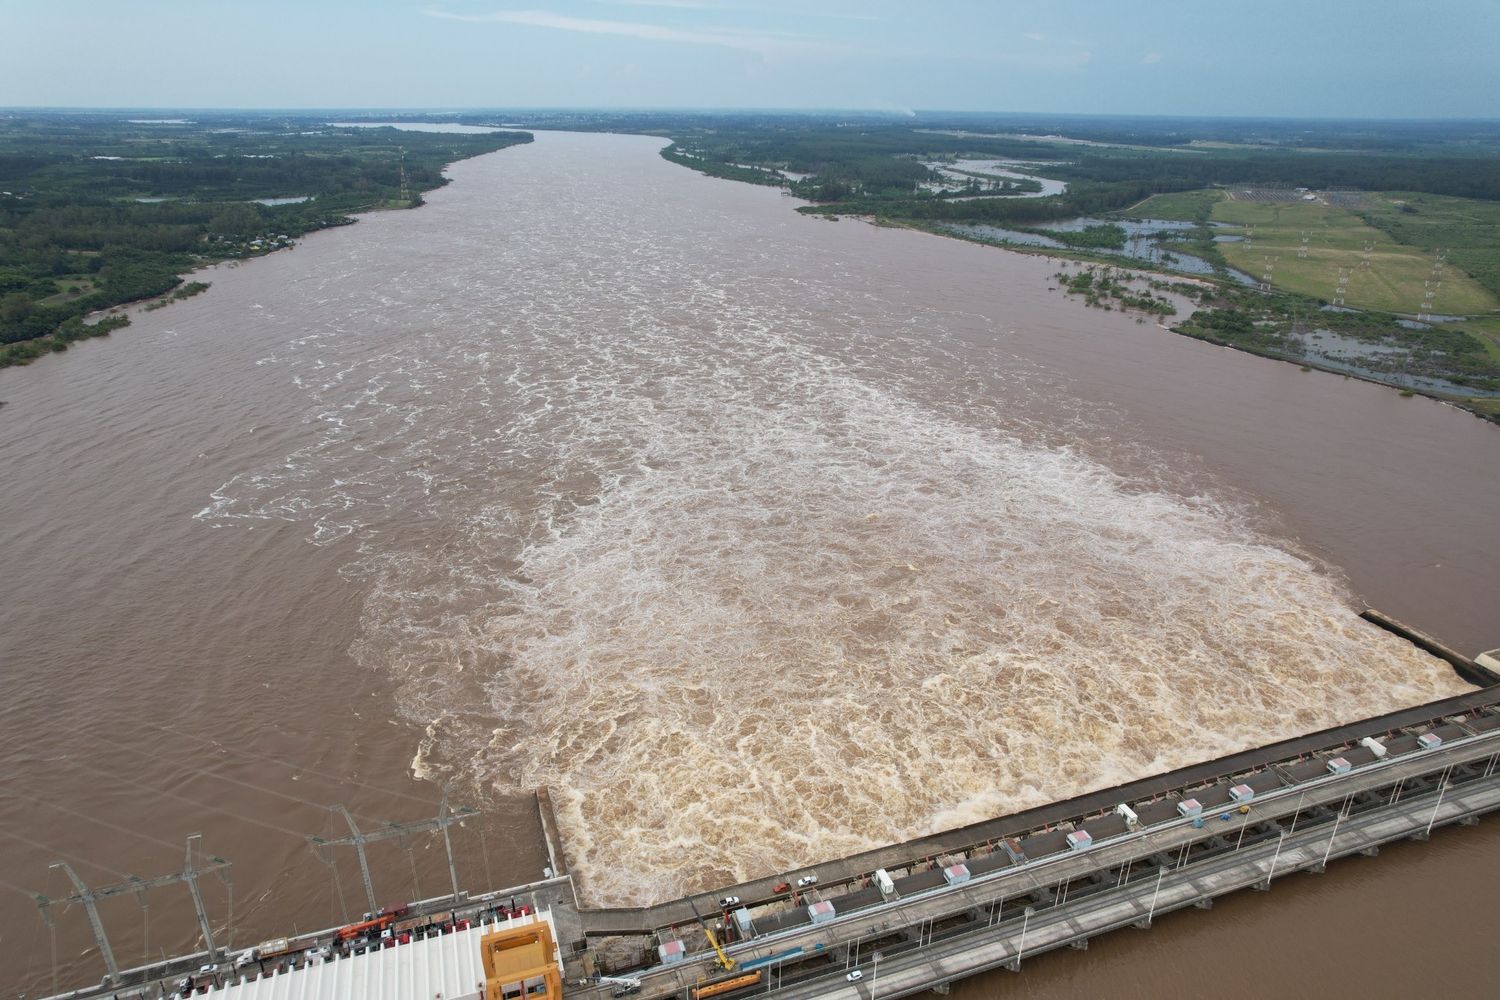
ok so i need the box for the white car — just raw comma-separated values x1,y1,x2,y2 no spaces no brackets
846,970,864,982
796,874,818,888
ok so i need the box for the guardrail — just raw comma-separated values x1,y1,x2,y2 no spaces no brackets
604,723,1500,996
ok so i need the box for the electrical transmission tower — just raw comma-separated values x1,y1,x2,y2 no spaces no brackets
308,786,476,914
1418,248,1447,321
1260,254,1279,292
34,835,232,987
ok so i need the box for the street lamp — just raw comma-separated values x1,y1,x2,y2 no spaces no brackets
871,951,883,1000
1016,906,1035,966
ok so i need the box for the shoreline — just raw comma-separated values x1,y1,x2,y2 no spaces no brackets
869,215,1500,425
0,134,532,374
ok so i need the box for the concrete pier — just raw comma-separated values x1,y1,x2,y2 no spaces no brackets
36,618,1500,1000
556,708,1500,1000
538,787,572,879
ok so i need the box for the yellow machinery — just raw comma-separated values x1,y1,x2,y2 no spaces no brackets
481,919,564,1000
691,971,763,999
703,926,736,972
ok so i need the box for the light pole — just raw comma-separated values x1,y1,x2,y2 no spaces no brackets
1146,867,1166,925
1426,774,1451,838
871,951,883,1000
1265,829,1287,888
1320,802,1348,870
1016,906,1035,966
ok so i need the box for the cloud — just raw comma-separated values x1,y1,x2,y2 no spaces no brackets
1141,51,1163,64
424,7,835,55
593,0,724,9
1023,32,1046,42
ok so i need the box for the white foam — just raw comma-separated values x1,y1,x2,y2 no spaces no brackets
196,139,1468,907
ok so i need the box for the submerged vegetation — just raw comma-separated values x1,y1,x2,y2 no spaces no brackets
0,113,531,367
1175,285,1500,413
621,111,1500,421
1054,266,1179,315
7,107,1499,423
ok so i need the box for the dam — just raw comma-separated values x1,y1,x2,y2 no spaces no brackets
34,616,1500,1000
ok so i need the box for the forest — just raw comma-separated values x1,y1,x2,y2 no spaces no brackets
0,113,529,366
621,113,1500,222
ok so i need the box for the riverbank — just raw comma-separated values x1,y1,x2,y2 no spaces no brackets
5,128,1499,998
870,216,1500,424
0,113,533,371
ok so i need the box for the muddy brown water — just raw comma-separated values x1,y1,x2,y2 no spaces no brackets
1,132,1496,995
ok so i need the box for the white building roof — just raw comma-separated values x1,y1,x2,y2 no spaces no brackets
207,910,557,1000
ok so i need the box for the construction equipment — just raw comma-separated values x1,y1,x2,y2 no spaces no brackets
686,898,736,971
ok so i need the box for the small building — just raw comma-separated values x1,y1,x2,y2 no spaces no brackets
731,907,754,939
481,916,565,1000
1326,756,1352,775
1065,830,1093,852
807,900,837,925
205,908,566,1000
1229,784,1255,804
658,939,686,965
942,863,971,885
1177,798,1203,818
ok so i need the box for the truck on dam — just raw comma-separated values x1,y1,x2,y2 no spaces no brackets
30,613,1500,1000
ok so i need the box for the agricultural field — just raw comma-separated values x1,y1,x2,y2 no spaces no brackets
1359,191,1500,304
1128,186,1494,313
1124,189,1224,221
1132,191,1498,315
1452,315,1500,363
1211,197,1495,315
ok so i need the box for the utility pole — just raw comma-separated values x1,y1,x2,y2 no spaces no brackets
35,836,232,987
181,834,222,956
438,785,462,902
44,863,120,985
309,795,477,914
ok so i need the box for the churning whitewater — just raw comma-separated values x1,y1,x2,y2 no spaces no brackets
197,133,1468,906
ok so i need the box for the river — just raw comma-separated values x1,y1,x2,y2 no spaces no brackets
1,132,1496,995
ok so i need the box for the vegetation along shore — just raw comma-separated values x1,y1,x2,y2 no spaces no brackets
0,113,530,368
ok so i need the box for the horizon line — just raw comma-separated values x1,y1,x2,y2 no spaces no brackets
4,105,1500,124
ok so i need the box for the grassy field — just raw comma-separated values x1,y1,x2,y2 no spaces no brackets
1359,191,1500,305
1450,315,1500,362
1125,188,1224,220
1125,189,1500,315
1218,198,1496,313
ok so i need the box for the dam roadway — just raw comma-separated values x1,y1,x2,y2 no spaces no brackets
563,689,1500,1000
35,624,1500,1000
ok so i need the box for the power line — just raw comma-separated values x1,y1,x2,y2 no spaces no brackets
85,731,394,828
80,766,312,841
308,787,475,914
145,722,446,806
34,835,231,988
0,791,183,852
0,827,130,878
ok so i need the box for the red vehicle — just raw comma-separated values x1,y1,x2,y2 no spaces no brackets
771,882,790,894
337,914,394,941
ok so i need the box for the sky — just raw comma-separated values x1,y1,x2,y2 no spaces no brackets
2,0,1498,118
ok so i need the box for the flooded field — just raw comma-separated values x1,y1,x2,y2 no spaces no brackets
940,217,1259,283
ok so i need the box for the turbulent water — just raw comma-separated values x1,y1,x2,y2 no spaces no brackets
182,133,1468,905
